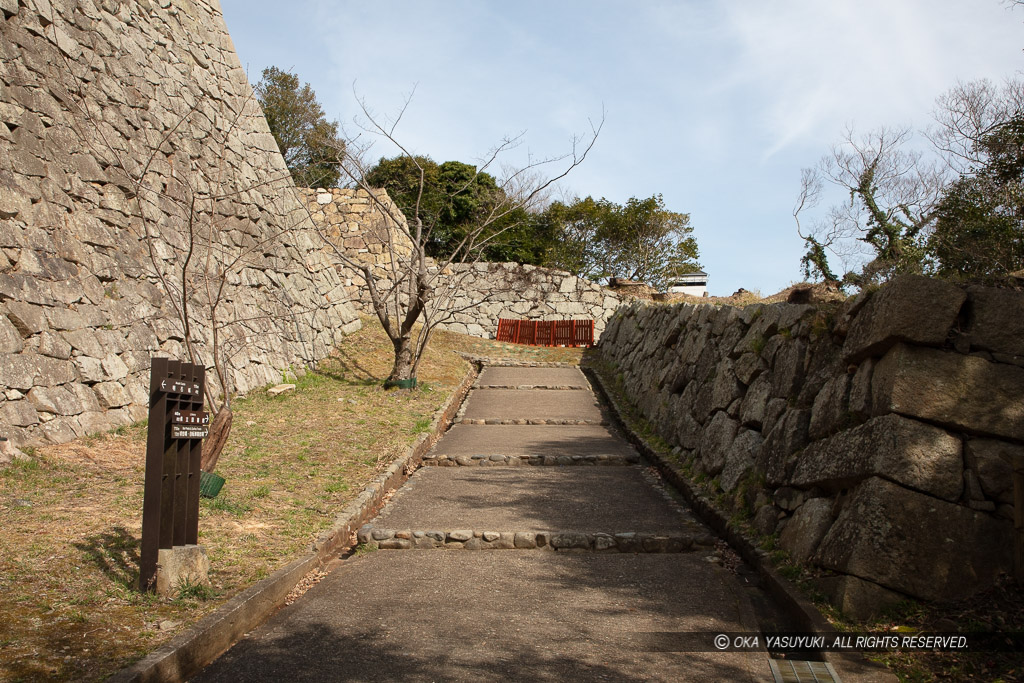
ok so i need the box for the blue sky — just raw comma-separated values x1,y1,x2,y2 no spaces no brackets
220,0,1024,296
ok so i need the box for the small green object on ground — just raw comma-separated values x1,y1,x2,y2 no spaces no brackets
200,471,226,498
384,378,418,390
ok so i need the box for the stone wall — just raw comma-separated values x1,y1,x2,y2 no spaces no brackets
438,262,621,339
301,187,414,309
304,188,622,339
597,275,1021,618
0,0,359,448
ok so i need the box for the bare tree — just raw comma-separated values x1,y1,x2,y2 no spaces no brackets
928,78,1024,173
320,93,603,385
794,126,949,287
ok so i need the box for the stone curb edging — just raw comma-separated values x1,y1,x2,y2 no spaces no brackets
356,526,717,552
473,384,587,390
458,418,609,426
108,364,479,683
422,453,640,466
583,365,898,683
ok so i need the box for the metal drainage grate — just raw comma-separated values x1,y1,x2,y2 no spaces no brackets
769,659,840,683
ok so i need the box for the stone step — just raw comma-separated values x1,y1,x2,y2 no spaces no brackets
422,452,640,467
428,424,638,460
458,388,604,423
459,418,609,426
356,526,718,552
476,366,588,387
471,384,587,390
371,467,703,536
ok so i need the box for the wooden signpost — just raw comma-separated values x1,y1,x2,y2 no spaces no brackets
140,358,207,593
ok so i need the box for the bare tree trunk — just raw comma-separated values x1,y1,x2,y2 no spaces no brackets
387,335,416,384
201,405,232,472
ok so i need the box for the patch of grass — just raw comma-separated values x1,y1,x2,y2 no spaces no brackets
174,578,216,604
412,418,432,434
0,317,495,682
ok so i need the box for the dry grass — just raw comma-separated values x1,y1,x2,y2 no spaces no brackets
0,320,572,682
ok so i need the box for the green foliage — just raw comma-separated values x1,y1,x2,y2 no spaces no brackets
174,578,215,603
364,155,550,262
255,67,343,189
929,116,1024,280
543,194,700,289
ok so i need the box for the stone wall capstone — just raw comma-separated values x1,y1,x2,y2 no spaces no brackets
597,275,1022,619
0,0,359,447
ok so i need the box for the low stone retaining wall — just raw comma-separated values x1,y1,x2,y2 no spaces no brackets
356,526,715,552
597,275,1021,619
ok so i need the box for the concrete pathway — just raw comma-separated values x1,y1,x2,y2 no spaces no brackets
193,365,771,682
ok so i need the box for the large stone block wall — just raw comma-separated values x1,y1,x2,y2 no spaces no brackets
598,275,1022,618
0,0,359,447
304,188,622,339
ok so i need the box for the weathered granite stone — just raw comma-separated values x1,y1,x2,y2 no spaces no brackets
752,504,779,536
815,477,1012,601
37,331,72,359
720,429,762,492
2,400,39,426
772,487,807,512
761,409,810,486
0,352,76,389
27,385,83,415
91,381,130,409
778,497,834,563
4,300,48,336
966,439,1020,505
513,532,537,549
848,358,874,420
965,286,1024,357
813,575,905,622
710,358,744,412
155,544,209,597
734,352,765,386
872,343,1024,442
791,414,963,501
739,373,771,428
808,373,849,441
550,532,591,550
771,339,807,399
698,410,739,475
842,275,966,363
0,313,23,353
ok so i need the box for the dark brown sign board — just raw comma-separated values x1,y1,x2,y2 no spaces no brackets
140,358,206,593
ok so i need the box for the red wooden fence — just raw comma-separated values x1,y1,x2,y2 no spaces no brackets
495,318,594,348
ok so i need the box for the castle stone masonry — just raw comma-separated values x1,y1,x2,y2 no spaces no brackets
597,275,1022,618
0,0,359,447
